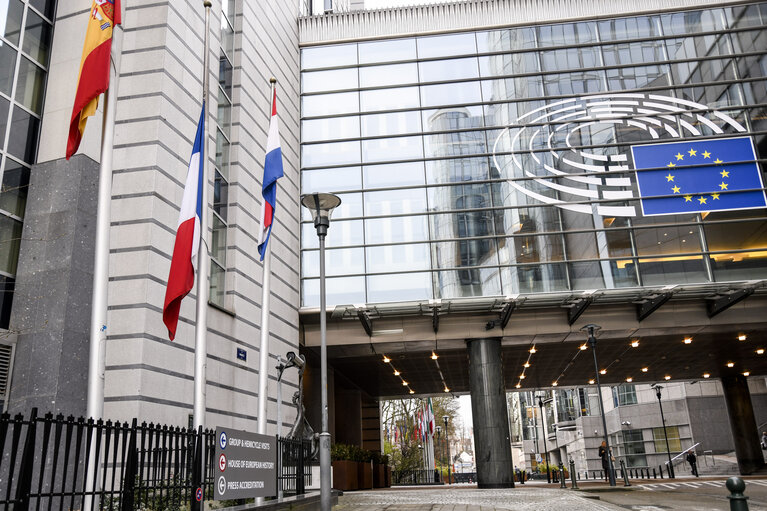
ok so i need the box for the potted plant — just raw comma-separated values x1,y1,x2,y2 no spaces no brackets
372,451,387,488
355,446,374,490
331,443,359,491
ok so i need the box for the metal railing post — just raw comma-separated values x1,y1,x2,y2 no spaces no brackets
121,419,139,511
619,460,631,487
727,477,749,511
15,408,38,511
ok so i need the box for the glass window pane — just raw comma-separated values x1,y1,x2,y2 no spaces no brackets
364,216,428,243
479,52,539,78
359,62,418,88
425,129,487,158
219,55,233,93
419,57,479,82
15,57,44,113
501,263,569,294
223,0,235,23
213,170,228,221
417,33,476,58
711,251,767,281
569,261,606,290
359,38,416,64
217,87,232,138
427,183,493,213
435,267,502,298
211,215,226,265
28,0,54,19
0,161,29,218
537,22,598,46
22,9,51,66
367,272,432,302
302,247,364,278
215,128,230,178
302,220,363,249
0,275,13,329
302,44,358,70
541,47,599,72
422,105,484,132
220,16,234,61
360,86,419,112
364,187,427,216
363,162,425,189
303,68,358,93
1,0,23,45
361,111,421,137
420,82,482,108
362,135,423,163
0,44,17,96
433,238,499,268
426,156,493,185
598,16,661,41
0,214,22,274
7,107,39,163
303,91,359,117
210,261,225,307
302,140,360,167
661,10,726,35
302,276,366,308
500,234,564,264
367,243,430,273
302,115,359,142
476,27,537,53
302,167,361,194
0,97,8,139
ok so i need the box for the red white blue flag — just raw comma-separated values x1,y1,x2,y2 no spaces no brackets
163,103,205,341
257,87,284,260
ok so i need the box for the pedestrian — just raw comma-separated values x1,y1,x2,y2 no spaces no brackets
761,431,767,449
598,441,610,482
686,451,698,477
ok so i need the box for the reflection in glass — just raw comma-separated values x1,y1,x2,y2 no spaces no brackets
367,272,432,302
219,55,233,92
419,57,479,82
537,22,597,46
209,262,225,307
211,215,227,265
364,187,427,216
213,170,228,221
638,256,709,286
1,0,23,45
302,276,366,308
0,215,22,274
302,140,360,167
29,0,54,19
661,9,725,35
361,111,421,137
420,82,482,108
302,44,357,69
435,267,502,298
569,261,606,289
0,44,17,96
302,247,365,278
365,216,428,243
302,220,363,249
711,251,767,281
362,136,423,163
302,115,360,142
363,162,425,189
502,263,569,294
359,38,416,64
217,86,232,138
598,16,662,41
0,161,29,218
302,166,362,193
23,9,51,66
302,68,358,93
361,87,419,112
7,107,39,163
366,243,430,273
303,91,359,117
215,128,230,178
476,27,536,53
360,62,418,87
417,33,476,58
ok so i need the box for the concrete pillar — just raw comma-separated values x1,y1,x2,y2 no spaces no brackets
721,375,765,475
467,337,514,488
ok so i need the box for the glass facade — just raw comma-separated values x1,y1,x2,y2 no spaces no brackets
300,3,767,307
612,384,638,406
0,0,54,325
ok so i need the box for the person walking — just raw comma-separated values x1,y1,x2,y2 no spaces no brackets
598,441,610,483
686,451,699,477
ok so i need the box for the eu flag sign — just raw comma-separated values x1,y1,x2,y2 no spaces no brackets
632,137,766,216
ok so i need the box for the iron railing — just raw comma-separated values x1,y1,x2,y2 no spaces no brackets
0,409,312,511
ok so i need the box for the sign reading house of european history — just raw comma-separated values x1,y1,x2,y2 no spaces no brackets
214,427,276,500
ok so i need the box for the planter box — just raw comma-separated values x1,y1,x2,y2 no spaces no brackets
373,464,387,488
385,466,392,487
359,461,373,489
332,460,359,491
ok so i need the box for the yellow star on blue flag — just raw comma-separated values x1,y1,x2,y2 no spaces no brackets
631,137,766,216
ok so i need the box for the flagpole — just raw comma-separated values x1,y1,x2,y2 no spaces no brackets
256,78,278,436
84,3,123,510
86,0,123,423
193,0,212,431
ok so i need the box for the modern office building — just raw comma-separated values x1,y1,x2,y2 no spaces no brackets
1,0,766,492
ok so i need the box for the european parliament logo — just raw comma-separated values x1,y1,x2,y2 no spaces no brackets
631,137,766,216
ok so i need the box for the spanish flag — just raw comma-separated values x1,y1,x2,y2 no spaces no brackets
66,0,122,160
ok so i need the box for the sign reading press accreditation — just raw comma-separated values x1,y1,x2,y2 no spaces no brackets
214,427,276,500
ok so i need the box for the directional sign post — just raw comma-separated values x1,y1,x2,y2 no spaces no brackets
214,427,276,500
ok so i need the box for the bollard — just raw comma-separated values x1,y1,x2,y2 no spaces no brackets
570,459,579,490
653,468,657,479
619,459,631,487
726,476,749,511
659,465,664,479
585,471,589,480
559,462,567,488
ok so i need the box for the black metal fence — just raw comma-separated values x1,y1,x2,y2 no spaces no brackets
0,408,311,511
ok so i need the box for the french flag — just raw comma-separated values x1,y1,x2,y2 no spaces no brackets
163,103,205,341
258,88,284,260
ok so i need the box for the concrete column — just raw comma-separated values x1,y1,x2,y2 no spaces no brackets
467,337,514,488
721,375,765,475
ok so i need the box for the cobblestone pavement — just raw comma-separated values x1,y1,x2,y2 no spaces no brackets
334,487,620,510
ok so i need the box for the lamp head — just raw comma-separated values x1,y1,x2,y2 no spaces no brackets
301,193,342,235
580,323,601,344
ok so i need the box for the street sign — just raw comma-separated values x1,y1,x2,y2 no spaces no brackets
237,348,247,361
214,427,276,500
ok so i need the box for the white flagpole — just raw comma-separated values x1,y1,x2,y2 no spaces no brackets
256,78,277,436
193,0,212,431
84,3,123,510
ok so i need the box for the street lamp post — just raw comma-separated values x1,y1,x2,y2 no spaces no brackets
436,425,443,482
581,324,616,487
443,415,452,485
301,193,342,511
538,395,551,484
653,385,676,478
